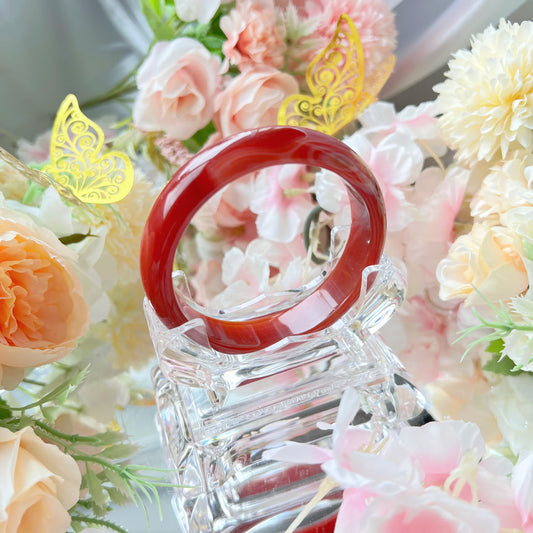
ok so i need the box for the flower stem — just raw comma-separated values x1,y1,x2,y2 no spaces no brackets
79,50,149,110
70,515,128,533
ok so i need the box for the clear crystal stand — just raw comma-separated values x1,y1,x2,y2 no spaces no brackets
147,256,428,533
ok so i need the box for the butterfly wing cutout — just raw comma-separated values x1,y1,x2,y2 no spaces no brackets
42,94,134,204
278,14,394,136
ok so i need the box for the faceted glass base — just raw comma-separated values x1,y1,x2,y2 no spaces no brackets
149,258,429,532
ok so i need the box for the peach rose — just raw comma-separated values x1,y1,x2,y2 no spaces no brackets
436,223,528,306
214,66,298,137
0,426,81,533
221,0,286,70
0,209,89,390
133,38,222,140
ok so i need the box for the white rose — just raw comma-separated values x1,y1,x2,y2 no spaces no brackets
488,374,533,455
437,223,528,305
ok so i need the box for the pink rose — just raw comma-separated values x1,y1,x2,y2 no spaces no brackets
0,209,89,389
133,38,222,140
214,66,298,137
0,427,81,533
221,0,286,70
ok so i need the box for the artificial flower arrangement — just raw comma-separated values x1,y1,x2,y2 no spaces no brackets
1,0,533,531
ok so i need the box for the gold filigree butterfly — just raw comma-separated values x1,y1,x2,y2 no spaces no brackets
278,14,395,136
42,94,134,204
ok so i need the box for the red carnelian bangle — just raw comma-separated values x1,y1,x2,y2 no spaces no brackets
140,126,386,354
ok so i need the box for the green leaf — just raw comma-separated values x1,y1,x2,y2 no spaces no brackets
21,181,45,205
59,230,97,245
148,0,163,15
483,352,525,376
85,466,108,515
201,36,225,53
91,431,129,447
106,486,133,506
522,238,533,261
0,398,12,419
99,443,139,460
181,121,216,153
140,0,178,40
40,404,61,423
102,468,132,497
12,366,89,412
486,338,504,354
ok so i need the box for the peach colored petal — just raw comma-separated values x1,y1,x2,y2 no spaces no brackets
0,216,89,389
0,427,80,533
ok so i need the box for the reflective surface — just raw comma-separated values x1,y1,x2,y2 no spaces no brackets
140,126,386,353
149,258,428,532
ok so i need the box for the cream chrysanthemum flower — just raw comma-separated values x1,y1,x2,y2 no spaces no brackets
435,19,533,165
95,174,159,283
102,281,154,370
470,150,533,224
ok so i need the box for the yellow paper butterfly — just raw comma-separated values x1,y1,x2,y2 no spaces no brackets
278,14,395,136
42,94,133,204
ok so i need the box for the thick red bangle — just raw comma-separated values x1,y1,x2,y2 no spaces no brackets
140,126,386,354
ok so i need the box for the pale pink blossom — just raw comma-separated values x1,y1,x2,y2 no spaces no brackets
245,237,310,291
190,259,225,306
133,38,222,140
214,176,256,229
265,388,420,495
221,0,286,70
16,130,52,164
512,452,533,532
209,243,270,309
344,131,422,231
403,166,469,295
398,420,485,489
352,487,500,533
359,101,447,157
250,164,312,243
214,66,298,137
382,296,451,385
314,170,351,227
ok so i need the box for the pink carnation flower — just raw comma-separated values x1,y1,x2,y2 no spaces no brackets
221,0,286,71
303,0,397,77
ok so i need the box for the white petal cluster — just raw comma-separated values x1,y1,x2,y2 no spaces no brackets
435,19,533,165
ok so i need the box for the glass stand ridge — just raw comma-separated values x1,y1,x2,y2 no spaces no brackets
148,257,429,532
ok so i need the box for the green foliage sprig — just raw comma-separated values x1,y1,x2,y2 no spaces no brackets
0,369,180,533
455,288,533,374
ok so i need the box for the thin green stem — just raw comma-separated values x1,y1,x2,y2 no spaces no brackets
70,515,128,533
79,51,149,110
21,378,46,386
31,419,101,447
